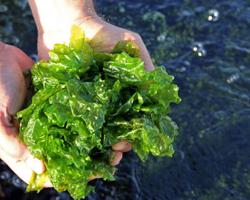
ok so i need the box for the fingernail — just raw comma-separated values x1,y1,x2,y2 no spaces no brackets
26,156,45,174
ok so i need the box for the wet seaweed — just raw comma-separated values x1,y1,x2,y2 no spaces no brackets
0,0,250,199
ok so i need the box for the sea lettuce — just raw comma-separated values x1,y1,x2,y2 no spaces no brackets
17,25,181,200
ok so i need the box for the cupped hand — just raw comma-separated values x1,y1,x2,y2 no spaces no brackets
38,16,154,70
0,42,45,184
0,40,129,186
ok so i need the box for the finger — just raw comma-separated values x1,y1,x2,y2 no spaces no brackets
0,146,33,184
2,44,34,71
111,151,123,166
24,154,45,174
112,140,132,152
0,147,48,186
123,32,155,71
37,38,50,61
136,39,155,71
0,118,28,158
0,123,45,174
14,47,34,71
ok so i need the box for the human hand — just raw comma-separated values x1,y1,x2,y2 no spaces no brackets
29,0,154,69
29,0,148,167
38,15,154,71
0,42,46,184
38,22,134,167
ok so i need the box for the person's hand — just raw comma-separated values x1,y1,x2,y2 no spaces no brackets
0,42,46,184
38,16,154,71
38,20,135,166
38,18,139,165
29,0,151,166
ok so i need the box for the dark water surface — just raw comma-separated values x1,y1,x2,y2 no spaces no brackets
1,0,250,199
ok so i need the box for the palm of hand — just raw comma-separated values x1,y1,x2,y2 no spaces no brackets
38,17,154,70
38,18,136,57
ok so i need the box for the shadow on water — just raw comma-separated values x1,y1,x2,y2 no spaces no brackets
0,0,250,199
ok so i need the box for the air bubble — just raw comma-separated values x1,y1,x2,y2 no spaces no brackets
177,67,186,72
239,65,246,70
11,36,20,44
183,61,191,66
157,34,166,42
192,42,207,57
179,150,185,160
0,5,8,13
226,73,239,84
12,176,25,188
0,171,11,180
207,9,219,22
119,6,125,13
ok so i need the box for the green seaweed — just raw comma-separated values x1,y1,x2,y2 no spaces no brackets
17,25,180,199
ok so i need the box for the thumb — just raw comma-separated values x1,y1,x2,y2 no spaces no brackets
2,43,34,72
14,46,34,71
136,40,155,71
0,112,45,174
124,32,155,71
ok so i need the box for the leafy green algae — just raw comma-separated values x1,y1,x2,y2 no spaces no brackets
17,26,180,200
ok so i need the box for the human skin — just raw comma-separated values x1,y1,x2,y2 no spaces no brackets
28,0,155,167
0,42,46,184
0,0,154,186
28,0,155,71
0,40,130,186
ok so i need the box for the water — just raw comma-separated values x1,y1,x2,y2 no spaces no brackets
1,0,250,199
